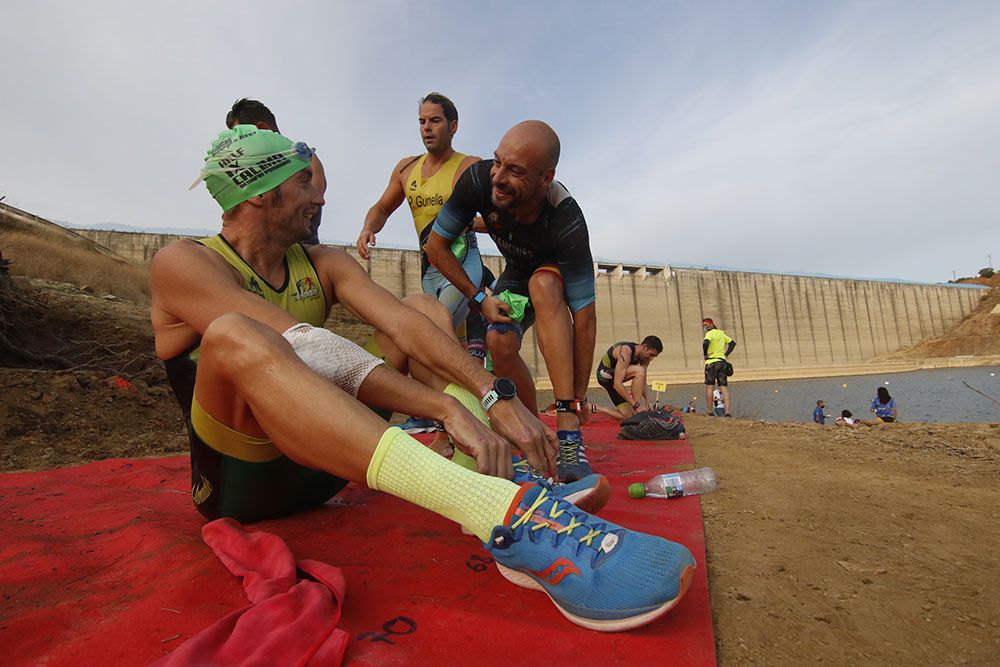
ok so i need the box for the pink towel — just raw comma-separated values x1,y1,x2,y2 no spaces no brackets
155,518,349,667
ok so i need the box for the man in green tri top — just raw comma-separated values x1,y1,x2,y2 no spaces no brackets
356,93,490,361
226,98,326,245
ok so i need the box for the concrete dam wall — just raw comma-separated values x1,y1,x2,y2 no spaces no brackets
72,228,987,381
75,229,185,265
594,265,984,378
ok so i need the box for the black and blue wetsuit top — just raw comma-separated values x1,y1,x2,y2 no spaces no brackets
431,160,596,313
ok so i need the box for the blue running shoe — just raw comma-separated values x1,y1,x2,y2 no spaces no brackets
400,416,437,434
512,456,610,515
556,430,595,482
486,484,697,631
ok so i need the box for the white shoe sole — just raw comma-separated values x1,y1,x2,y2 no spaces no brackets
496,562,696,632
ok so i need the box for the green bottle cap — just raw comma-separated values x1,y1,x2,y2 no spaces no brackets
627,483,646,499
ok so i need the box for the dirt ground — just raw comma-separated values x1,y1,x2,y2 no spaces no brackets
2,277,999,664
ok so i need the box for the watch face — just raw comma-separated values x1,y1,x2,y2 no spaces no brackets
495,377,517,399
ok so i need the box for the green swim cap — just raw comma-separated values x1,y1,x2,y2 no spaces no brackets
194,124,314,212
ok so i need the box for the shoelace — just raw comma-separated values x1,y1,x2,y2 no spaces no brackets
512,489,605,549
559,438,581,465
512,459,558,491
513,458,547,478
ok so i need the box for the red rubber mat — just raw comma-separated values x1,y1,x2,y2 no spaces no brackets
0,415,715,665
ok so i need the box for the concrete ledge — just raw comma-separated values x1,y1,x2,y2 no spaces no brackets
534,356,1000,390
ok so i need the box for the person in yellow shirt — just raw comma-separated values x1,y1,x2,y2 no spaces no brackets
702,318,736,417
356,93,489,361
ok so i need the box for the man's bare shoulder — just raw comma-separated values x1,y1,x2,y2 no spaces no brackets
151,238,210,270
151,238,236,283
394,155,421,178
454,155,482,184
307,244,368,274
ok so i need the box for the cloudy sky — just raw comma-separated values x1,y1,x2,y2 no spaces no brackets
2,1,998,283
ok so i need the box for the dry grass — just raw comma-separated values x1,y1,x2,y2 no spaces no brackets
0,230,149,304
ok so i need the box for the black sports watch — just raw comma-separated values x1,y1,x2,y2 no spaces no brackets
481,377,517,411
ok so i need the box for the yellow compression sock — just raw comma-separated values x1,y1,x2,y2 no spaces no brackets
442,383,489,471
367,427,520,542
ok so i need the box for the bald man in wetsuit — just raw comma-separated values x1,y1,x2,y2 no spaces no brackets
425,121,599,483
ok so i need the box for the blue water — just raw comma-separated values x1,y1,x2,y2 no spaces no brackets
656,366,1000,423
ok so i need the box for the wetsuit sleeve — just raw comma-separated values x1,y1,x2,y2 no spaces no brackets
431,166,481,242
553,201,596,312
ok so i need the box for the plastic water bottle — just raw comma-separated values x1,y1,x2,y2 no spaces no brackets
628,467,718,499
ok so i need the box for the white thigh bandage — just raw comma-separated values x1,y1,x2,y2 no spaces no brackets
282,323,384,396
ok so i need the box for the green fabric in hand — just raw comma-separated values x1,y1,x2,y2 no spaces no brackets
495,290,530,323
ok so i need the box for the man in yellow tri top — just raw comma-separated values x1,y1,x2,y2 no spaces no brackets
356,93,489,361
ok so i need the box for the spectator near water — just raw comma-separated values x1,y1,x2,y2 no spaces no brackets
712,388,726,416
702,318,736,417
813,400,827,424
870,387,898,422
835,409,856,427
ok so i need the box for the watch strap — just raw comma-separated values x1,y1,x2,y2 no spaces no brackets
481,377,516,411
481,389,500,412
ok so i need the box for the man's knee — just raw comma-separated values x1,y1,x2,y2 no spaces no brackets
402,293,452,329
201,313,289,374
527,270,566,309
486,328,522,360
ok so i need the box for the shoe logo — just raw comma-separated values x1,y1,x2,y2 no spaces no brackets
600,533,619,554
532,558,581,585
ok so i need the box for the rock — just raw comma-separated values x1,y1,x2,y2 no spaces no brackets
52,374,78,391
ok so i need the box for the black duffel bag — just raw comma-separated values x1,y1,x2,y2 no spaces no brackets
618,409,685,440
